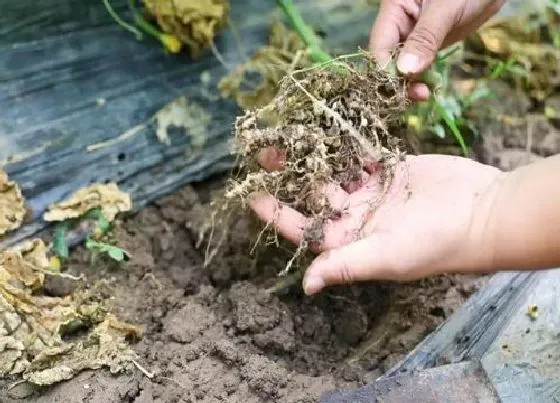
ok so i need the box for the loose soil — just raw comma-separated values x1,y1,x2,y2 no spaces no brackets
0,178,485,403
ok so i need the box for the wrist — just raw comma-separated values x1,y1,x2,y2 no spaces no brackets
461,170,510,272
464,155,560,273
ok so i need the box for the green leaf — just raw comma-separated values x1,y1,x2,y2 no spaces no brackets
53,222,70,260
463,87,493,107
434,98,468,156
85,238,129,263
438,96,462,118
431,123,446,139
547,0,560,16
490,61,506,79
108,248,126,261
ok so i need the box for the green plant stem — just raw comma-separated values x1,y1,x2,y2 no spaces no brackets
103,0,144,40
276,0,332,63
434,96,468,156
126,0,166,41
53,222,70,260
133,13,164,40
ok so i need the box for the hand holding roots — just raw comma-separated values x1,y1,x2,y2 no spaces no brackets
210,54,410,275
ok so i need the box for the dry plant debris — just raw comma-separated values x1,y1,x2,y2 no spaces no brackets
154,95,211,160
43,183,132,223
143,0,229,58
0,239,140,385
219,21,313,110
470,9,560,99
0,169,26,236
212,55,408,273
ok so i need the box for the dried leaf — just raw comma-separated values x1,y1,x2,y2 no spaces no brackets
154,96,210,161
473,10,560,99
0,239,140,385
143,0,229,58
43,183,132,223
218,21,313,110
0,169,26,236
23,315,141,386
0,239,48,289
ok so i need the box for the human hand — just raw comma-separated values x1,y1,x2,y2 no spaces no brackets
370,0,505,100
250,153,505,295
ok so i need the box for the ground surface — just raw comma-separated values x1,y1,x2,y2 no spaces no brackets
2,85,560,403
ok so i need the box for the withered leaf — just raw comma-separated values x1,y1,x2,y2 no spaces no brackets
43,183,132,223
143,0,229,58
0,239,141,385
0,169,26,236
218,21,313,110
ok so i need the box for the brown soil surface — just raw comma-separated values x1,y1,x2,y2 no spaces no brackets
0,177,486,403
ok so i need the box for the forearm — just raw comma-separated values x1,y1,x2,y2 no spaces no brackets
478,154,560,271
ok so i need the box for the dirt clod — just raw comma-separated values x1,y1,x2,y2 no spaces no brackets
163,301,217,343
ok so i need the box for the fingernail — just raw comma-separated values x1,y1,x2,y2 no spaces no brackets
303,276,324,296
397,53,420,75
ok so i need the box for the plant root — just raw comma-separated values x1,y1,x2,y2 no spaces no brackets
207,52,410,276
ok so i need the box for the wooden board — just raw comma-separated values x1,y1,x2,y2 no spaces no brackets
323,270,560,402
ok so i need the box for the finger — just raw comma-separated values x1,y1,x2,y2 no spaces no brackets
320,183,350,211
341,171,369,194
397,0,457,74
303,234,399,295
407,82,430,101
257,146,285,172
369,0,418,66
249,194,309,245
441,0,506,47
362,157,382,175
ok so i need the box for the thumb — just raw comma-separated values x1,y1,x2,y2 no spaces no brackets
302,234,400,295
397,1,457,75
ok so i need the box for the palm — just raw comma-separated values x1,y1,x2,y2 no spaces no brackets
250,154,502,291
333,155,500,274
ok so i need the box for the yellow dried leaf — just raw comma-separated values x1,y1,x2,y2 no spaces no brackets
473,12,560,99
0,240,140,385
0,169,26,236
23,315,141,386
0,239,48,290
143,0,229,58
43,183,131,222
218,21,312,110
